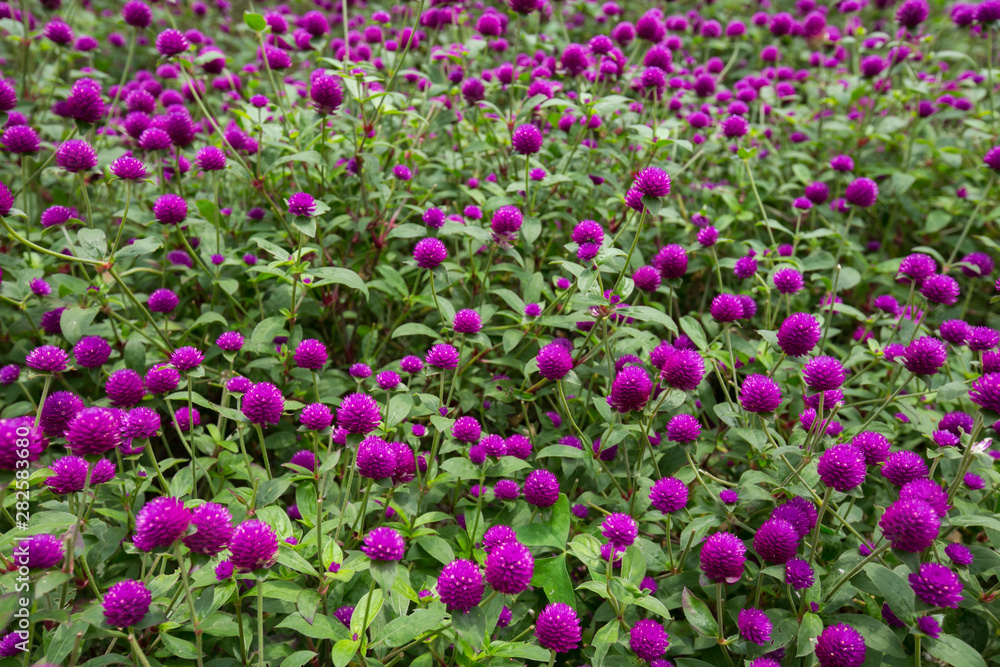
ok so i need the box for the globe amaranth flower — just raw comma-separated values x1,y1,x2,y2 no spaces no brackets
633,265,661,292
844,178,878,208
287,192,316,217
601,513,638,548
738,608,772,645
2,125,40,154
103,369,145,409
357,436,397,479
153,194,187,225
294,338,328,369
524,469,559,507
494,479,520,500
90,459,117,484
608,366,652,413
196,146,226,171
785,558,815,589
482,524,518,554
909,562,963,608
505,434,532,459
660,349,705,391
511,124,543,154
134,496,191,551
485,540,534,594
959,251,995,278
110,155,147,180
145,364,180,395
289,449,316,471
849,431,890,466
817,444,867,491
453,309,483,334
491,205,523,240
65,407,121,455
815,624,866,667
666,414,700,444
0,365,19,386
653,244,688,280
156,28,189,57
147,288,179,313
55,139,98,173
413,237,447,269
103,580,152,627
535,603,582,653
12,534,65,569
773,268,804,294
425,343,460,370
300,403,333,431
650,477,688,513
120,406,161,445
899,479,950,518
939,319,970,346
944,543,973,567
44,455,91,494
970,372,1000,412
242,382,285,426
920,274,961,305
739,374,782,413
710,293,744,323
26,345,69,373
480,434,506,458
880,498,939,552
629,619,669,661
897,0,929,27
753,518,800,564
803,356,846,391
0,181,12,217
902,336,948,376
229,520,279,571
38,391,83,437
436,559,483,612
968,326,1000,351
777,313,821,357
451,416,482,443
183,502,234,556
734,256,758,280
216,331,245,352
337,392,380,434
881,450,928,486
362,527,406,561
536,342,574,380
632,167,671,198
700,532,746,583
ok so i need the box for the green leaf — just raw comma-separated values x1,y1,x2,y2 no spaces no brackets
629,306,677,333
277,544,319,576
370,560,398,592
249,316,287,354
59,307,98,345
281,651,318,667
123,336,145,372
867,564,914,623
936,382,970,403
310,267,369,299
925,634,988,667
440,457,480,481
640,195,663,217
350,590,383,634
490,642,550,661
277,613,351,641
592,621,618,667
331,639,360,667
514,494,570,550
536,445,585,459
293,216,317,238
796,612,823,656
160,632,198,659
386,394,412,428
392,322,441,340
416,535,455,564
681,587,718,637
679,316,708,350
452,606,486,652
44,621,87,664
114,236,162,260
531,554,575,608
297,589,322,624
243,11,266,31
77,228,107,260
387,223,429,240
622,545,647,585
378,609,447,647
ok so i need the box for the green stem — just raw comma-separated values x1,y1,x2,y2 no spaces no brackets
808,487,833,564
33,375,52,431
612,206,648,294
744,159,776,247
823,542,891,603
257,579,266,667
253,424,273,480
174,542,204,667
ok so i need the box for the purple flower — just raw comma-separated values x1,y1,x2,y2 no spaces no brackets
803,356,846,391
288,192,316,217
55,140,97,173
897,0,929,27
153,194,188,225
494,479,520,500
773,268,804,294
902,337,948,376
536,343,574,380
535,603,581,653
524,469,559,507
739,374,782,413
133,497,191,551
880,498,940,552
122,1,153,28
968,326,999,352
289,450,316,472
850,431,890,465
38,392,83,437
720,489,739,504
482,525,518,554
103,580,151,627
960,252,995,278
785,558,815,589
970,373,1000,412
294,339,328,370
649,477,689,514
817,444,867,491
491,206,523,239
65,408,121,455
453,309,483,334
700,532,746,583
156,29,189,57
909,562,963,608
170,346,204,371
413,237,448,269
229,520,279,571
436,559,483,612
362,527,406,561
425,344,460,370
26,345,69,373
608,366,652,413
815,624,866,667
241,382,285,426
196,146,226,171
629,619,669,661
337,392,380,434
916,616,941,639
660,349,705,391
632,167,672,198
505,434,532,459
485,541,534,594
882,451,928,486
737,608,772,645
511,124,543,154
602,513,638,548
183,503,234,555
920,274,961,305
216,331,245,352
300,403,333,431
145,364,180,395
311,74,344,114
633,265,661,292
753,518,799,564
376,371,401,390
666,414,700,443
898,253,937,284
120,407,161,445
148,288,179,313
777,313,821,357
111,156,147,180
944,543,973,566
844,178,878,207
12,534,65,569
356,436,396,479
106,369,145,408
710,293,744,323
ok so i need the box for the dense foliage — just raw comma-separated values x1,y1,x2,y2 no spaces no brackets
0,0,999,666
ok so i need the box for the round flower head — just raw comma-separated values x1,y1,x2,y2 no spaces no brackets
45,455,89,494
653,244,688,279
399,355,424,374
147,288,179,313
737,608,772,645
425,344,460,370
815,624,866,667
38,391,83,437
505,434,532,459
310,74,344,114
897,0,929,27
523,469,559,507
968,326,1000,351
629,619,669,661
945,543,973,567
103,580,152,628
511,124,543,154
242,382,284,426
390,442,416,484
26,345,69,373
739,374,782,413
494,479,520,500
899,479,950,518
120,406,161,447
89,459,116,485
337,392,380,434
183,502,234,555
300,403,333,431
851,431,890,466
436,559,483,612
650,477,688,513
909,562,963,608
287,192,316,217
777,313,821,357
536,342,574,380
413,237,447,269
491,206,523,238
773,268,804,295
844,178,878,207
294,338,328,369
535,603,582,653
153,194,187,225
785,558,815,589
734,256,758,280
722,115,749,138
452,416,482,443
879,498,939,552
376,371,401,390
960,251,995,278
480,434,506,458
55,140,97,173
667,414,700,444
710,293,743,323
104,369,145,409
0,365,19,385
632,167,671,198
156,29,189,57
170,346,204,371
485,541,534,594
602,513,638,548
290,449,316,472
902,336,948,376
920,274,961,305
608,366,652,413
356,436,396,479
898,253,937,284
803,356,846,391
970,373,1000,413
13,533,64,570
210,332,244,354
881,450,928,486
660,349,705,391
700,532,746,583
453,309,483,334
633,265,661,292
939,319,970,346
145,364,180,395
362,527,406,561
229,520,279,571
65,407,121,455
133,497,191,552
196,146,226,171
817,444,867,491
482,525,518,554
754,518,799,564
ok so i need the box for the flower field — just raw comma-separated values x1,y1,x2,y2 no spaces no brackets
1,0,999,666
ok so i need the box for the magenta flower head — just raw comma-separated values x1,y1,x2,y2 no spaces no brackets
148,288,179,313
453,309,483,334
183,502,234,555
710,293,744,323
287,192,316,217
803,356,846,391
294,338,328,369
734,256,758,280
300,403,333,431
536,342,574,380
376,371,401,390
739,374,782,413
413,237,447,269
311,74,344,114
919,274,961,306
897,0,929,27
65,407,121,455
667,414,700,444
737,608,772,645
170,346,204,371
196,146,226,171
882,450,928,486
851,431,890,465
899,479,950,518
241,382,285,426
485,541,534,594
777,313,821,357
337,392,380,433
156,29,189,57
902,336,948,376
153,194,187,225
12,534,65,569
602,513,638,548
629,619,669,661
106,369,145,408
880,498,939,552
632,167,671,198
653,244,688,279
494,479,520,500
26,345,69,373
511,124,543,154
103,580,152,628
229,520,279,571
482,525,518,553
650,477,688,513
505,433,532,459
38,392,83,438
44,455,89,494
844,178,878,207
960,252,995,278
426,343,460,370
817,444,867,491
55,140,98,173
945,543,973,566
660,349,705,391
133,497,191,551
753,518,799,564
535,603,582,653
970,372,1000,413
0,181,12,217
608,366,652,413
785,558,815,590
815,624,866,667
524,469,559,507
451,416,482,443
700,532,746,583
111,156,147,180
362,527,406,561
145,364,180,395
216,331,245,352
122,1,153,28
722,115,749,138
491,206,523,240
436,559,483,612
356,436,396,479
120,406,161,447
